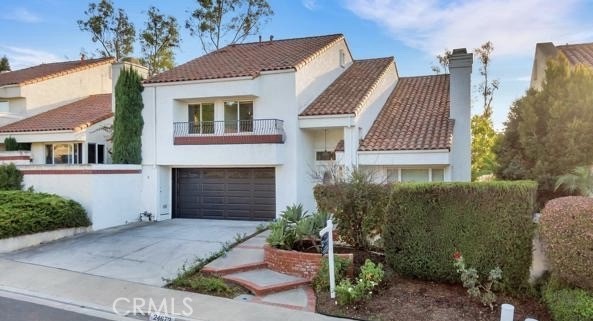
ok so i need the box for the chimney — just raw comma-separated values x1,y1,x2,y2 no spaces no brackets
259,35,262,43
448,48,473,181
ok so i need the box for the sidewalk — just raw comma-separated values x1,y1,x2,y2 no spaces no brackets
0,259,343,321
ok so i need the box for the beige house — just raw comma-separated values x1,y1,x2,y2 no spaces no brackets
0,57,147,165
530,42,593,90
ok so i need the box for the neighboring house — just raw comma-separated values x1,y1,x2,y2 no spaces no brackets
141,34,473,221
531,41,593,90
0,58,147,165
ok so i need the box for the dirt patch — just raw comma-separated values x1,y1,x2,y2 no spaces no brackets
316,274,551,321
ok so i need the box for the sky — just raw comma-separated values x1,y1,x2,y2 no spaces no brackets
1,0,593,130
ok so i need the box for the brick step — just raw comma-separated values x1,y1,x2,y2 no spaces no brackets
203,261,267,276
223,268,310,296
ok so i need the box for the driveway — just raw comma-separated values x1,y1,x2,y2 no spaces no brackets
2,219,262,286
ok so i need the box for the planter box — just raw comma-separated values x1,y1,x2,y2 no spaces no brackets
0,226,91,253
264,243,353,280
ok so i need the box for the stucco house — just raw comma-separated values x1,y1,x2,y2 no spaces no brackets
0,58,147,165
530,41,593,90
140,34,473,221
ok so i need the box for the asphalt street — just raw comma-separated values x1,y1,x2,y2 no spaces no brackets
0,296,116,321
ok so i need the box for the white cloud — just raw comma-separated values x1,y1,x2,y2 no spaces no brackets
302,0,318,10
343,0,593,57
0,46,61,70
1,7,42,23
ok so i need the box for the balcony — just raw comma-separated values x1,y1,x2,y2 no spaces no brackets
173,119,285,145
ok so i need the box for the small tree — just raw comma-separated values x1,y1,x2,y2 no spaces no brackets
140,6,180,77
77,0,136,60
0,56,10,72
112,67,144,164
185,0,273,53
0,164,23,191
3,137,18,151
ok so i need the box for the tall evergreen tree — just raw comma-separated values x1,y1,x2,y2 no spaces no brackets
112,67,144,164
495,54,593,203
0,56,10,72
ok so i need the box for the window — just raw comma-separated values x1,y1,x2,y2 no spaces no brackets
0,101,8,113
224,101,253,133
432,168,445,182
45,143,82,164
316,151,336,161
188,103,214,134
386,168,399,183
87,143,105,164
401,169,429,182
339,49,346,67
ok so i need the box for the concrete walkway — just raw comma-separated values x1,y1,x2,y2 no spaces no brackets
203,232,317,311
1,219,262,286
0,259,343,321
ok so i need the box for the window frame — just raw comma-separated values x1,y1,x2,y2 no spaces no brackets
188,103,215,134
386,167,446,183
45,143,83,165
223,100,254,133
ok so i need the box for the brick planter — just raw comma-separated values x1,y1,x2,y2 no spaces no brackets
264,244,353,280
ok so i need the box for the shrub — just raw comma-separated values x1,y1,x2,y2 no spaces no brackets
540,196,593,291
543,278,593,321
453,251,502,309
0,191,90,238
170,273,240,297
312,255,352,293
3,137,18,151
314,169,388,250
384,181,537,292
0,164,23,191
266,204,329,252
335,259,384,306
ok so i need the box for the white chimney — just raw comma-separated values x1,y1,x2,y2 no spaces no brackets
448,48,473,181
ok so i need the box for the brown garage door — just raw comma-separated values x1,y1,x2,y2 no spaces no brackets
173,168,276,220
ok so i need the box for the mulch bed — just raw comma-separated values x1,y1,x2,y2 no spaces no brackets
315,248,551,321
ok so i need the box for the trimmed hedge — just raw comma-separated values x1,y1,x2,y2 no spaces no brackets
543,278,593,321
0,164,23,191
540,196,593,291
0,191,91,239
384,181,537,292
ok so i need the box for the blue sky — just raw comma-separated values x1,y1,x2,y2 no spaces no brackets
1,0,593,129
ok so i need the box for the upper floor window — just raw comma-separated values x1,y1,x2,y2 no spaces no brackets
224,101,253,133
45,143,82,164
339,49,346,68
316,151,336,161
188,103,214,134
0,101,8,113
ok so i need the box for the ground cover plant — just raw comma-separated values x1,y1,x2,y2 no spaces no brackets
0,190,90,239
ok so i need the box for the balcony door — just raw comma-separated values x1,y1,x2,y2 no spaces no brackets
224,101,253,133
188,103,214,134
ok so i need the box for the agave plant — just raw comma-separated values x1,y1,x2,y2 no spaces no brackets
266,204,332,252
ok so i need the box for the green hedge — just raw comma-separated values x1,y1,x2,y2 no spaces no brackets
0,191,91,239
0,164,23,191
543,278,593,321
383,181,537,292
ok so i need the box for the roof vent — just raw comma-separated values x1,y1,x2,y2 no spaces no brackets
269,35,274,43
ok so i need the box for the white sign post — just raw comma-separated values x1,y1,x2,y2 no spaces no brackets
319,219,335,299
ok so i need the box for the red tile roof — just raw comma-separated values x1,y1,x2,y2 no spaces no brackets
0,94,112,133
300,57,394,116
557,42,593,67
145,34,345,83
359,74,452,151
0,58,114,87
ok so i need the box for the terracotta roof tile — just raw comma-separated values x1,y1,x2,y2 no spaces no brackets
359,74,452,151
300,57,394,116
0,94,112,133
0,58,114,87
557,42,593,67
145,34,344,83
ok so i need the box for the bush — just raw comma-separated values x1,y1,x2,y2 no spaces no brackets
170,273,240,298
314,170,388,249
0,164,23,191
0,191,90,238
312,255,352,293
540,196,593,291
3,137,18,151
335,259,384,306
384,181,537,292
543,278,593,321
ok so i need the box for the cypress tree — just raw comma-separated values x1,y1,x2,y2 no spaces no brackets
112,67,144,164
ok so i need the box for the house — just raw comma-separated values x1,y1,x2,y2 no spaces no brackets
0,58,147,165
530,41,593,89
140,34,473,221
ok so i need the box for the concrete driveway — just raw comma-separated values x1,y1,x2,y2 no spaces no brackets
1,219,262,286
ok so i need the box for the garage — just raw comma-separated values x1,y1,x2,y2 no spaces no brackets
173,168,276,220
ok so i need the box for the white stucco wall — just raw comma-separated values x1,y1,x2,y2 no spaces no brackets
449,50,473,181
21,165,143,230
